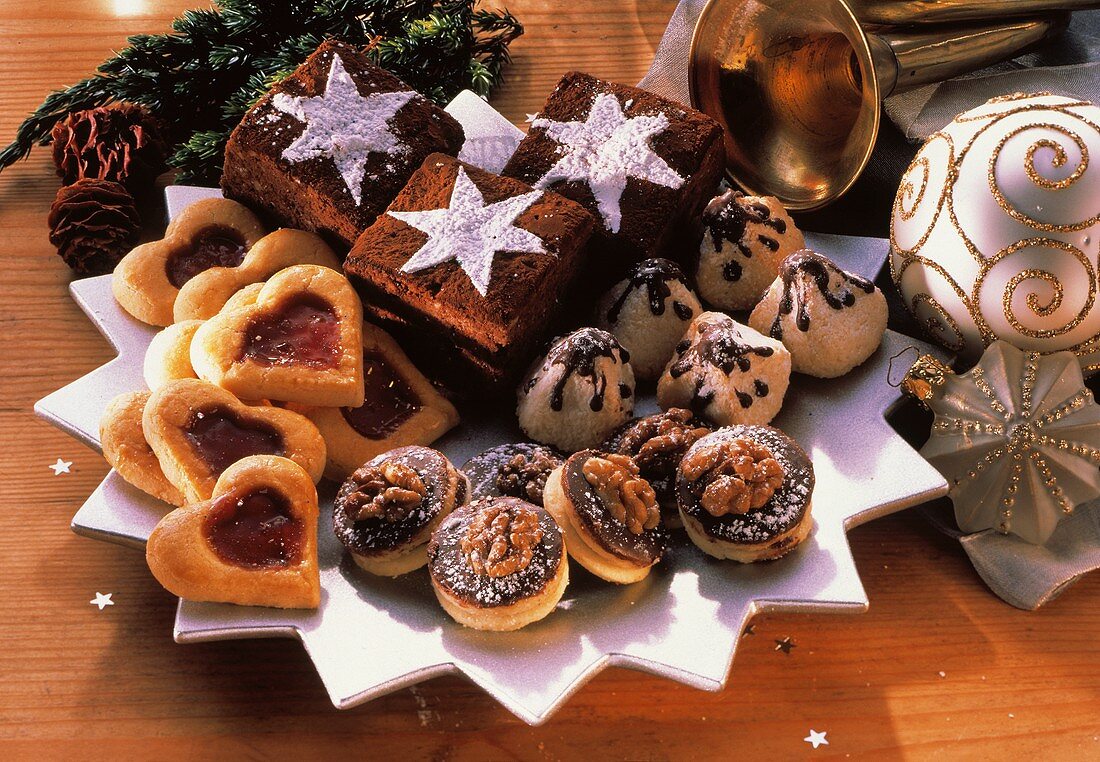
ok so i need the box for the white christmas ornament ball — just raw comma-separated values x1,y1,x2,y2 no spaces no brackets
890,92,1100,370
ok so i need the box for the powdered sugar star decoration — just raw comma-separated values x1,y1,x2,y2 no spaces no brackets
272,54,416,207
392,167,546,295
90,592,114,610
532,92,684,233
804,730,829,749
49,458,72,475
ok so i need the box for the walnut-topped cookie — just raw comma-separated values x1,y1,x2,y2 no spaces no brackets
146,455,321,609
544,450,668,583
676,425,814,562
428,496,568,631
113,197,267,326
190,264,365,407
462,442,564,507
332,446,468,576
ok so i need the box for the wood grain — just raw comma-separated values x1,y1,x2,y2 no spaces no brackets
0,1,1097,757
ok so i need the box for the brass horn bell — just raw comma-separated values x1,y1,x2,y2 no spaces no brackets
688,0,1080,210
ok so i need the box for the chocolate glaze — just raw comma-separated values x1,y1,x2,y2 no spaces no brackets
333,446,464,557
768,249,876,340
243,293,340,369
669,318,774,413
677,426,814,545
529,328,628,413
561,450,668,565
340,350,421,439
702,190,787,283
605,258,695,325
462,443,564,505
204,487,302,568
184,406,285,475
165,225,249,289
427,497,564,609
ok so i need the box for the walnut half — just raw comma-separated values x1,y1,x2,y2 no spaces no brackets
345,461,426,522
582,453,659,535
681,438,785,517
461,503,543,577
496,450,558,503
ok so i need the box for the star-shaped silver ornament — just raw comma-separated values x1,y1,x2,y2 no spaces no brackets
391,167,546,296
532,92,684,233
272,54,416,207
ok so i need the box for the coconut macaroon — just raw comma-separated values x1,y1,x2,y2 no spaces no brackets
517,328,635,453
428,497,568,631
332,446,468,577
657,312,790,427
544,450,669,584
694,190,805,311
749,249,888,378
676,425,814,562
595,258,703,380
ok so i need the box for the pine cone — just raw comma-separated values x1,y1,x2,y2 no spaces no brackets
48,179,141,275
50,104,166,193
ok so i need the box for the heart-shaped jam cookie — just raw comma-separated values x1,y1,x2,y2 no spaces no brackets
143,378,326,504
113,198,267,326
101,391,186,506
144,320,204,391
288,321,459,479
190,265,365,407
173,228,342,322
146,455,321,608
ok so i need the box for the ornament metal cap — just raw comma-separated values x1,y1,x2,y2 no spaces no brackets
900,354,953,407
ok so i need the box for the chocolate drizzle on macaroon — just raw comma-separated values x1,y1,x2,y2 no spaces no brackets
605,258,696,323
669,319,774,413
769,250,876,340
527,328,630,413
702,190,787,282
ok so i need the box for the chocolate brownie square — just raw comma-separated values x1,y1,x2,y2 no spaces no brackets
344,153,596,390
221,40,464,251
503,71,724,272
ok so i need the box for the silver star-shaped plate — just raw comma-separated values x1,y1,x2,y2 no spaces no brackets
35,93,948,725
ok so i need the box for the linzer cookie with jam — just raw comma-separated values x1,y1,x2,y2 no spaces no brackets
332,446,468,577
344,153,595,388
146,455,321,609
113,197,267,326
502,71,724,270
221,40,464,251
142,378,326,504
101,390,186,506
694,190,805,312
544,450,669,584
190,264,365,407
676,425,815,563
288,321,460,480
462,443,564,507
749,249,888,378
657,311,790,427
428,497,568,631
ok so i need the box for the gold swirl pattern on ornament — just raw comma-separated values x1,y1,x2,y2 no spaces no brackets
889,132,953,260
896,157,929,221
1025,137,1085,190
952,95,1092,124
1006,269,1062,317
910,292,967,352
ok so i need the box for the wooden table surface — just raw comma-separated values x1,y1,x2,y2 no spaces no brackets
1,1,1097,758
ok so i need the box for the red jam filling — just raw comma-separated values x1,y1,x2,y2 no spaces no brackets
165,225,249,288
242,294,340,368
205,487,302,568
184,406,285,475
340,351,422,439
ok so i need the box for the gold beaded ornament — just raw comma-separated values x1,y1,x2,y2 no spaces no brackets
901,341,1100,545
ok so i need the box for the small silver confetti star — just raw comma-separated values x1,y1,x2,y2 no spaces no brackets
775,636,796,654
90,592,114,610
742,624,756,638
49,458,72,475
804,730,829,749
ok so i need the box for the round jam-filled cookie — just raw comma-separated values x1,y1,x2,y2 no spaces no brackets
333,446,468,577
144,320,204,391
694,190,805,311
173,228,342,322
595,258,703,381
146,455,321,609
544,451,668,584
462,443,565,507
100,390,185,506
517,328,635,453
677,426,814,562
657,312,790,427
113,197,267,326
602,408,713,523
428,497,568,631
749,249,888,378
